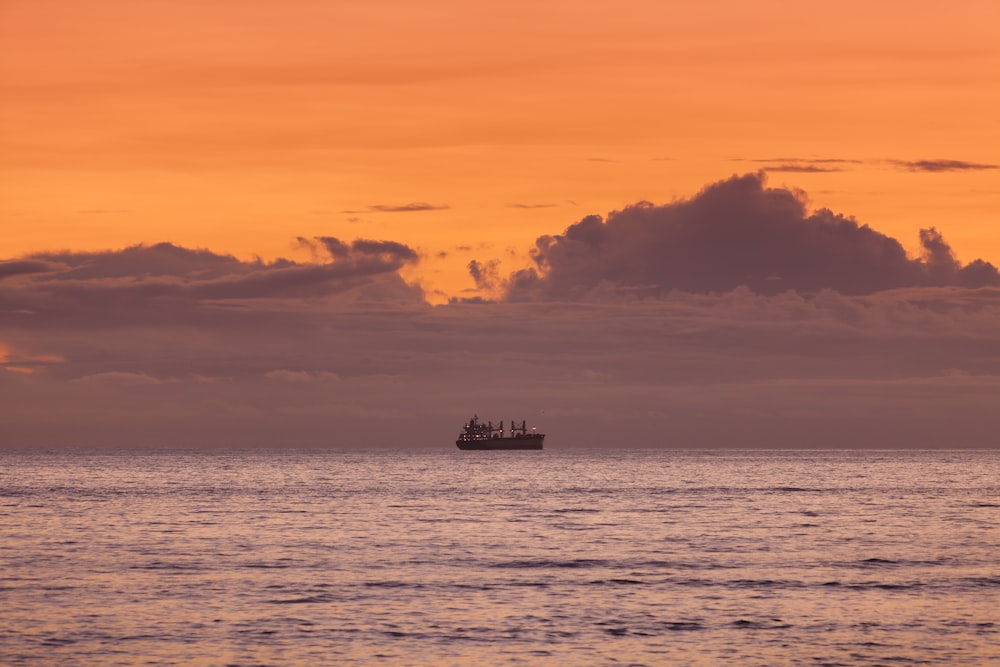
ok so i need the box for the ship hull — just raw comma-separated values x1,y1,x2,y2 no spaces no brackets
456,436,544,450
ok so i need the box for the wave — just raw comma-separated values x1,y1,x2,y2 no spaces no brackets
266,595,336,604
493,558,609,569
731,619,793,629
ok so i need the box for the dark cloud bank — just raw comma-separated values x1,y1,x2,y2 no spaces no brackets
490,172,999,300
3,174,999,449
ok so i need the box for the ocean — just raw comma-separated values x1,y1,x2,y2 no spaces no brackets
1,449,997,666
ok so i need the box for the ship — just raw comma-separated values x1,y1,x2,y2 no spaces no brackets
456,415,545,450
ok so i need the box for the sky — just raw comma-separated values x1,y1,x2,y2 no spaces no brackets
2,0,999,447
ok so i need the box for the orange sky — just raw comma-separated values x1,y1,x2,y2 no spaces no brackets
3,0,999,300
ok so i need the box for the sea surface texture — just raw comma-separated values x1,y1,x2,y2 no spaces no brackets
1,449,998,666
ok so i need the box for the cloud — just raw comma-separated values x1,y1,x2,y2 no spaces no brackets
0,237,424,334
31,242,246,281
0,260,58,280
743,157,861,172
741,157,999,174
350,239,420,262
71,371,163,385
506,203,558,209
891,159,998,172
298,236,419,264
265,369,341,383
495,173,999,300
343,203,450,213
761,164,844,173
0,340,64,374
467,259,504,297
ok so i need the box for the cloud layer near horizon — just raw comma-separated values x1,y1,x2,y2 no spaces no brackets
494,173,999,300
3,175,1000,448
0,238,423,329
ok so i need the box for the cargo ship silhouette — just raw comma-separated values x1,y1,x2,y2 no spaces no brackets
456,415,544,450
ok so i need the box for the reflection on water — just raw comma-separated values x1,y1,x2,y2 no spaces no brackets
1,449,998,665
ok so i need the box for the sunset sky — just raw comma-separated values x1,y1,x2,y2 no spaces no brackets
2,1,999,447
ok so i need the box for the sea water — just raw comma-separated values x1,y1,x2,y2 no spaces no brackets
1,449,997,666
